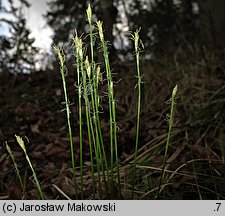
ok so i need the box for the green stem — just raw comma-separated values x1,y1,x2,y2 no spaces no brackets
78,54,86,200
6,143,26,198
87,8,108,196
26,155,44,200
132,30,142,199
54,46,77,198
112,95,121,197
156,85,177,199
97,21,120,197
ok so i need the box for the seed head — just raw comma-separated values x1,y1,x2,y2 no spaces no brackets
6,143,12,155
96,21,104,42
172,85,178,98
15,135,26,153
96,65,103,83
70,33,83,58
130,28,144,52
85,56,91,79
53,45,65,66
86,4,92,24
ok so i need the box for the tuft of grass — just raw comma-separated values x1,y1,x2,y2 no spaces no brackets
53,5,183,199
52,4,147,199
15,135,44,200
87,4,109,198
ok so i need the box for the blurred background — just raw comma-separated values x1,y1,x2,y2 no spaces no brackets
0,0,225,72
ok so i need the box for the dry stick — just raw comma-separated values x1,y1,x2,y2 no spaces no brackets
190,150,202,199
204,141,219,200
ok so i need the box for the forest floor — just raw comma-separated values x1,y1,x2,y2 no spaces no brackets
0,57,225,199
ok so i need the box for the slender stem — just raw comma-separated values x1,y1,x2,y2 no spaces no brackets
97,21,120,197
101,37,114,184
90,71,108,197
83,80,96,199
88,74,104,197
87,7,109,197
89,109,102,197
78,48,85,200
111,86,121,197
53,46,77,198
156,85,177,199
132,30,143,198
26,155,44,200
15,135,44,199
6,143,26,198
93,70,109,184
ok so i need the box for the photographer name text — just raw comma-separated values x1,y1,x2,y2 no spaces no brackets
2,202,116,213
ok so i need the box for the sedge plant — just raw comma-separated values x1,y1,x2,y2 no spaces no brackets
87,5,110,188
54,5,120,198
70,32,108,198
89,63,108,198
131,29,144,198
96,20,121,197
85,5,96,198
84,56,97,198
88,4,110,188
71,35,85,199
15,135,44,200
54,5,177,199
156,84,178,198
53,45,78,198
